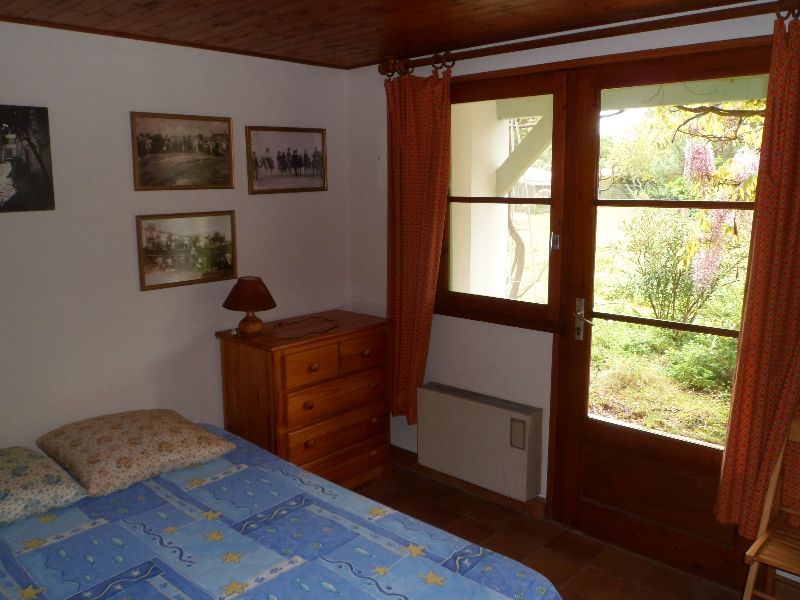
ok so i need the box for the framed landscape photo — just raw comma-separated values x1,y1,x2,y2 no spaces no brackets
0,105,54,212
131,112,233,190
136,210,237,291
246,126,326,194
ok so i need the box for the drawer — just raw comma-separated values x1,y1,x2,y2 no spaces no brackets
302,434,389,489
284,367,385,429
283,344,339,390
340,331,386,374
286,401,388,465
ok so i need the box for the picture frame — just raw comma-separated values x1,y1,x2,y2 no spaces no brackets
0,105,55,212
245,126,326,194
135,210,237,291
130,112,233,190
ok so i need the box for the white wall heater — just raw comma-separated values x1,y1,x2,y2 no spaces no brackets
417,382,542,502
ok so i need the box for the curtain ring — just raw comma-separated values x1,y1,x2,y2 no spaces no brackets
379,57,413,79
431,53,444,71
776,0,799,20
379,57,398,79
442,52,455,69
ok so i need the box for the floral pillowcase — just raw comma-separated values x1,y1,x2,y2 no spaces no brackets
0,446,86,526
37,409,235,496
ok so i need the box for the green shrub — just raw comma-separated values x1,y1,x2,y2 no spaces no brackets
666,335,738,392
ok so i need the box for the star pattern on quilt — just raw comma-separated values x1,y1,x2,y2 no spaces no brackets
221,551,243,564
406,543,425,558
203,510,222,521
421,570,445,586
205,530,224,542
369,507,387,518
187,478,205,489
22,538,45,550
165,526,178,534
373,565,389,576
223,580,248,595
36,514,56,524
18,585,45,599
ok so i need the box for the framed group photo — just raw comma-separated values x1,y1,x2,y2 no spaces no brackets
136,210,237,290
246,126,326,194
131,112,233,190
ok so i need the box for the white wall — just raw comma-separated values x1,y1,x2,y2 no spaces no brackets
0,23,352,447
346,13,775,494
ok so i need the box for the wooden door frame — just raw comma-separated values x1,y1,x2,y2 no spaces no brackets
546,39,772,582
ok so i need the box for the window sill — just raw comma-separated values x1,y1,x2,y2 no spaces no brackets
434,302,562,334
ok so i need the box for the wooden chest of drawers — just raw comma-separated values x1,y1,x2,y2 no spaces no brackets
215,310,389,488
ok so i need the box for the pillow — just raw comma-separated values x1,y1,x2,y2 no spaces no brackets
0,446,87,525
37,409,235,496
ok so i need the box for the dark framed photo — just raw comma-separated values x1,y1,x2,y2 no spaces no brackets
246,126,326,194
130,112,233,190
136,210,237,291
0,105,54,212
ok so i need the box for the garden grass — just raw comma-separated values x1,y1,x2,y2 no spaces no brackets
589,355,730,446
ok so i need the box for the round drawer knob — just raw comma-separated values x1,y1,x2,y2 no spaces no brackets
370,417,378,424
368,383,378,390
308,362,320,373
303,401,315,410
370,450,377,457
362,348,372,357
304,439,316,449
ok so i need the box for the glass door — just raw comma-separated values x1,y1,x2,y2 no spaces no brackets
552,44,771,586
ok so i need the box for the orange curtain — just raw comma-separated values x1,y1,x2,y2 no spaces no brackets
385,69,451,425
716,19,800,539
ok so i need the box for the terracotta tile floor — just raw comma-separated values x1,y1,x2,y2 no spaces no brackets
355,466,741,600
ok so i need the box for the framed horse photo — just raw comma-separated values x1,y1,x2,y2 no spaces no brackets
245,126,327,194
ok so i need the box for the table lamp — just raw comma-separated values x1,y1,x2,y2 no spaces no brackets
222,276,276,334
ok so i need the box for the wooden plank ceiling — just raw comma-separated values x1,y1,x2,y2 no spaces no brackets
0,0,766,69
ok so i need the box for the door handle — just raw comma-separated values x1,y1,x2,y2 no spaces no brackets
574,298,593,341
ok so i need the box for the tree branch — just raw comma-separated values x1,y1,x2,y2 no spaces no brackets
675,105,766,118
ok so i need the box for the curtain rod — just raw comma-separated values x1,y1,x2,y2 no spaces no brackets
379,1,780,77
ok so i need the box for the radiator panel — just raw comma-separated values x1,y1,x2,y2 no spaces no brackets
417,382,542,501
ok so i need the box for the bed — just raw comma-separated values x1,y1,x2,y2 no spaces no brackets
0,425,561,600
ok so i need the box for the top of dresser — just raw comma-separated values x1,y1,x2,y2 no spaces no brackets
215,310,387,351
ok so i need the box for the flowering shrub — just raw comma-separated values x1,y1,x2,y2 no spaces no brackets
683,136,715,181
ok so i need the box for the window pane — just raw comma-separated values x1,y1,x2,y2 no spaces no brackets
594,206,751,329
449,202,550,303
451,95,553,199
589,319,735,446
598,75,767,203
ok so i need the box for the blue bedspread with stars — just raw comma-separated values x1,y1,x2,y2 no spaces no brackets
0,426,561,600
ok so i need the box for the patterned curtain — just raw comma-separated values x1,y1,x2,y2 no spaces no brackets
716,18,800,540
385,69,451,424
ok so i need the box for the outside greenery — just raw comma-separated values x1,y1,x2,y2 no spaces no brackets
588,83,766,445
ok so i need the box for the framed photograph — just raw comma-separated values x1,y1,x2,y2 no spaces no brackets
136,210,237,291
246,126,326,194
0,105,54,212
130,112,233,190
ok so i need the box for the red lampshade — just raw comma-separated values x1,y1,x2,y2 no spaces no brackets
223,276,277,312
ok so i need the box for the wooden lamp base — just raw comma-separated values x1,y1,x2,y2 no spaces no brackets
237,312,264,335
